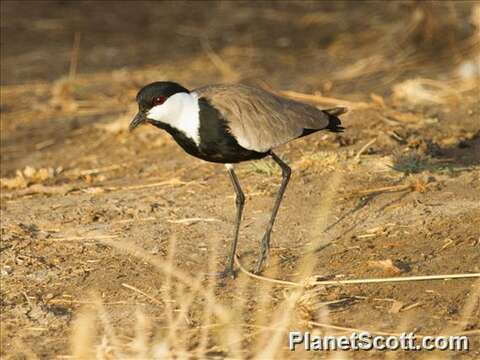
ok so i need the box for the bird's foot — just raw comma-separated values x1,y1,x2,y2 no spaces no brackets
253,256,267,275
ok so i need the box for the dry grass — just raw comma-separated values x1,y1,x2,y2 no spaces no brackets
2,2,480,359
58,171,478,360
63,238,479,359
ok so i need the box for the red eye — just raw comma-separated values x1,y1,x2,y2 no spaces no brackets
152,96,166,106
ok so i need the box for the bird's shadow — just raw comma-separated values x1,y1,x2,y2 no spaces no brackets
392,131,480,175
431,130,480,169
242,133,480,273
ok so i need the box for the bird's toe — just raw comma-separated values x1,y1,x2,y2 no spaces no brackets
204,267,237,279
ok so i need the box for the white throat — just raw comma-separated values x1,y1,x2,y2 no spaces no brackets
147,92,200,145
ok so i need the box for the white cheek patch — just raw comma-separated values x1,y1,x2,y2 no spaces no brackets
147,92,201,145
147,104,166,121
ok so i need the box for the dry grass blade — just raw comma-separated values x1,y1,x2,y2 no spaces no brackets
392,77,465,105
201,38,240,82
48,235,118,242
235,255,299,287
343,183,416,198
69,32,81,80
71,308,96,360
105,178,192,191
167,217,221,224
236,254,480,287
121,283,163,306
73,164,123,176
281,90,371,109
49,300,130,305
354,138,377,161
254,289,302,359
308,273,480,286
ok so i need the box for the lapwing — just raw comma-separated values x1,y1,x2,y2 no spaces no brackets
130,81,346,277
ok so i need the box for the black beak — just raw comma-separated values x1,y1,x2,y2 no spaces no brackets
129,112,146,131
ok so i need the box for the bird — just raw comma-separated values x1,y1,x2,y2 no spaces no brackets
129,81,346,278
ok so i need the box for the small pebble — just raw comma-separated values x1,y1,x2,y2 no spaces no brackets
1,265,13,275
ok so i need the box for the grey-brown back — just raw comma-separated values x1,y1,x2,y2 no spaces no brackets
194,84,332,152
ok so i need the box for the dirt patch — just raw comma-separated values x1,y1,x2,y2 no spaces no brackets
1,1,479,359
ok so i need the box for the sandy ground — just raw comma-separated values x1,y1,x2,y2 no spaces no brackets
1,1,480,359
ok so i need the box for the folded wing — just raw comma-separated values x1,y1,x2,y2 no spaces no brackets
194,84,336,152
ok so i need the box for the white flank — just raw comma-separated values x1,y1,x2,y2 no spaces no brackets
147,92,201,145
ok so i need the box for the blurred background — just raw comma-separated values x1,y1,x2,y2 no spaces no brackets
1,1,479,359
1,1,479,90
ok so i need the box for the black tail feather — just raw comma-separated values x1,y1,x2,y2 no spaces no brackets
324,107,347,133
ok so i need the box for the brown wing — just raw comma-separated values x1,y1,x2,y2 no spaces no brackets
194,84,331,152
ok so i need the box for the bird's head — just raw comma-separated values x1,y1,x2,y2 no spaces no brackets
129,81,190,131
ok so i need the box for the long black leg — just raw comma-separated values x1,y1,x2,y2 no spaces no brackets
222,164,245,278
254,152,291,274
